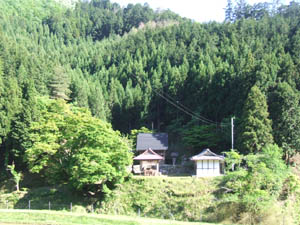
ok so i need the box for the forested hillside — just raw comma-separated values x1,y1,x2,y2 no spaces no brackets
1,0,300,169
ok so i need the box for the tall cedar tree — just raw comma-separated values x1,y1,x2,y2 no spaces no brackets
269,82,300,163
238,85,273,153
225,0,234,22
49,66,71,101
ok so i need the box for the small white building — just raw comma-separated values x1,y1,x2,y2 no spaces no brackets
190,148,225,177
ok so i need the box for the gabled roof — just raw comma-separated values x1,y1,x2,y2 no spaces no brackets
134,148,164,161
190,148,224,161
136,133,168,151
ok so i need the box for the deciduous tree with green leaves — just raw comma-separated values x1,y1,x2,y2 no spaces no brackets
7,162,22,192
25,98,132,193
129,126,152,151
182,124,223,153
220,144,289,223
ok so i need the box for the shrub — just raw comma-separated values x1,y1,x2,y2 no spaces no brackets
217,144,292,224
72,205,87,213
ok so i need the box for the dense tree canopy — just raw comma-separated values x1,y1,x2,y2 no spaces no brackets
25,98,132,192
0,0,300,177
0,1,299,223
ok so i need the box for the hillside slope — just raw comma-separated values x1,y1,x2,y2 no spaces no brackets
0,0,300,169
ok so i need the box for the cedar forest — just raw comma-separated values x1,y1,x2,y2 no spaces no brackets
1,0,300,222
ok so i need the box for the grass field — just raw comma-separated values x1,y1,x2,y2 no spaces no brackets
0,209,222,225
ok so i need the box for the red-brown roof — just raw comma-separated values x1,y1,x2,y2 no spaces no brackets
134,148,163,161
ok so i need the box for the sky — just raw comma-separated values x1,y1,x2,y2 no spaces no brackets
111,0,292,23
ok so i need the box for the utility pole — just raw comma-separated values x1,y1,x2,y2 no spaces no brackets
231,117,234,150
176,101,179,123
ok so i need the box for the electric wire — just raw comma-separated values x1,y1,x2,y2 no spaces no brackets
131,74,231,126
152,88,214,125
155,87,219,124
155,88,231,126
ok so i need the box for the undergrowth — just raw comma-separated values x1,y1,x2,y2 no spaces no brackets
1,174,300,224
98,176,217,222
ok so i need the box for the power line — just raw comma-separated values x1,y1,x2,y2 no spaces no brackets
131,74,230,126
155,87,219,124
155,89,231,126
152,88,214,125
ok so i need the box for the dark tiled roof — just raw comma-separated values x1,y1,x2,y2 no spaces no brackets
136,133,168,151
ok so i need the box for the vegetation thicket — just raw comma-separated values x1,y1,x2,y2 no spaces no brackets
99,177,215,221
1,0,300,224
217,144,298,224
25,98,132,193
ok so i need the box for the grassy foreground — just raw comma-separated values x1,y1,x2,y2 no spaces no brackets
0,209,222,225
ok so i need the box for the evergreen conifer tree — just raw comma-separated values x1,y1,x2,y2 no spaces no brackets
238,85,273,153
225,0,234,22
49,66,71,101
10,79,38,168
269,82,300,163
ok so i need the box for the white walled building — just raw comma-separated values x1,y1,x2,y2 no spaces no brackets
190,148,225,177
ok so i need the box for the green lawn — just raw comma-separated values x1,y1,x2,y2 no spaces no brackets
0,209,221,225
